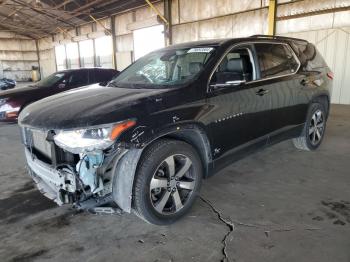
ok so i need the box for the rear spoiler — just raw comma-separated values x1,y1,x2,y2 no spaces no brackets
250,34,308,43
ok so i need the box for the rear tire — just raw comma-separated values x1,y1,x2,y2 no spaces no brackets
293,102,327,151
133,139,202,225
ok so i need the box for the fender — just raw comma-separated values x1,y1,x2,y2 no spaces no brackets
131,122,213,174
306,91,330,121
120,120,211,148
112,148,143,213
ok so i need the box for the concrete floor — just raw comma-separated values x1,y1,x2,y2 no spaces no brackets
0,105,349,262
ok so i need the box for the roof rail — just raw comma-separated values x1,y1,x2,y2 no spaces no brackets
250,34,308,43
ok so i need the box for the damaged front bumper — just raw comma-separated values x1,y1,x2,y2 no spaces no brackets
21,126,143,213
25,147,76,205
24,145,130,210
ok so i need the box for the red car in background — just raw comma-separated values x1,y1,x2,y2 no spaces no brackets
0,68,119,123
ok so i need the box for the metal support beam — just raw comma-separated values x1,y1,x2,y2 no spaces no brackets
110,16,117,70
145,0,168,25
164,0,172,45
268,0,277,36
57,27,74,38
92,37,97,67
35,39,42,81
76,27,81,68
53,35,58,72
64,44,68,69
89,14,112,35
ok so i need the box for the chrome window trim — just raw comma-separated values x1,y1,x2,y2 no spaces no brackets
246,47,257,80
207,41,301,92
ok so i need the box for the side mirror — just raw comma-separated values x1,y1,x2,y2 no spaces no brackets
58,83,66,89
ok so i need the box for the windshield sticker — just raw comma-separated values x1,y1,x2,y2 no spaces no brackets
187,47,214,53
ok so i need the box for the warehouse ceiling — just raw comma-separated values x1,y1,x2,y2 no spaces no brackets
0,0,159,39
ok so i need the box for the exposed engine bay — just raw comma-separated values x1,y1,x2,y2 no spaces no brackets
21,126,141,213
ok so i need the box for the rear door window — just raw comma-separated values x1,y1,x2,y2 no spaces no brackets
94,69,116,83
67,70,89,87
255,43,300,79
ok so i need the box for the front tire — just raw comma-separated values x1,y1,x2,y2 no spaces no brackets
133,139,203,225
293,102,327,151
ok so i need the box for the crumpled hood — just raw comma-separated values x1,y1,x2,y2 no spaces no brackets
18,84,169,130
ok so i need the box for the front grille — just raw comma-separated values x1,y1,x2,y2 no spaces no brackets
22,127,52,159
21,127,78,167
32,129,52,159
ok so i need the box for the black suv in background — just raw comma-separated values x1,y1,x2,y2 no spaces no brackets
18,35,332,224
0,68,119,122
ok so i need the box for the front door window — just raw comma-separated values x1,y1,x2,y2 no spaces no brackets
211,47,256,85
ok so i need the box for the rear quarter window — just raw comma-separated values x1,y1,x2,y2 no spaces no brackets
291,42,327,69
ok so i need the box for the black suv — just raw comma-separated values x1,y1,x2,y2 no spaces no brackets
18,35,332,225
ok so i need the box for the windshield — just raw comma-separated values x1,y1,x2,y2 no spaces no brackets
36,72,67,88
110,47,216,88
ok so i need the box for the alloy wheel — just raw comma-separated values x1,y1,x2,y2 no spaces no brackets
309,109,325,145
149,154,196,215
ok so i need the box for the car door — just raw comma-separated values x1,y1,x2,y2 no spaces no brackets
253,42,305,143
206,44,271,170
87,69,95,84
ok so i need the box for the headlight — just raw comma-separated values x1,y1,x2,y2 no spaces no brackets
0,98,9,107
54,120,136,154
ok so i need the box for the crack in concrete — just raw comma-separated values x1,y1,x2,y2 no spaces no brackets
199,197,322,262
200,196,235,262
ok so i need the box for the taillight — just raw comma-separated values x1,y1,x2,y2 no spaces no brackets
327,72,334,80
6,111,18,119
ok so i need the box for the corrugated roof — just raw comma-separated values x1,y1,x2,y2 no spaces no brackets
0,0,160,39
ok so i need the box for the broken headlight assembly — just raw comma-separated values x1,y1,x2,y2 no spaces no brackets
54,120,136,154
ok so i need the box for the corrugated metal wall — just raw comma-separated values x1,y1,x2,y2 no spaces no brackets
281,27,350,105
171,0,268,43
33,0,350,104
0,34,39,81
38,38,56,78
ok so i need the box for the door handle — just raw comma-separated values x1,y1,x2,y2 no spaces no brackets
255,88,269,96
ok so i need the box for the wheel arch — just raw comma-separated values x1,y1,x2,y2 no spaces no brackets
112,124,213,213
137,123,213,178
157,128,213,178
311,94,330,118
